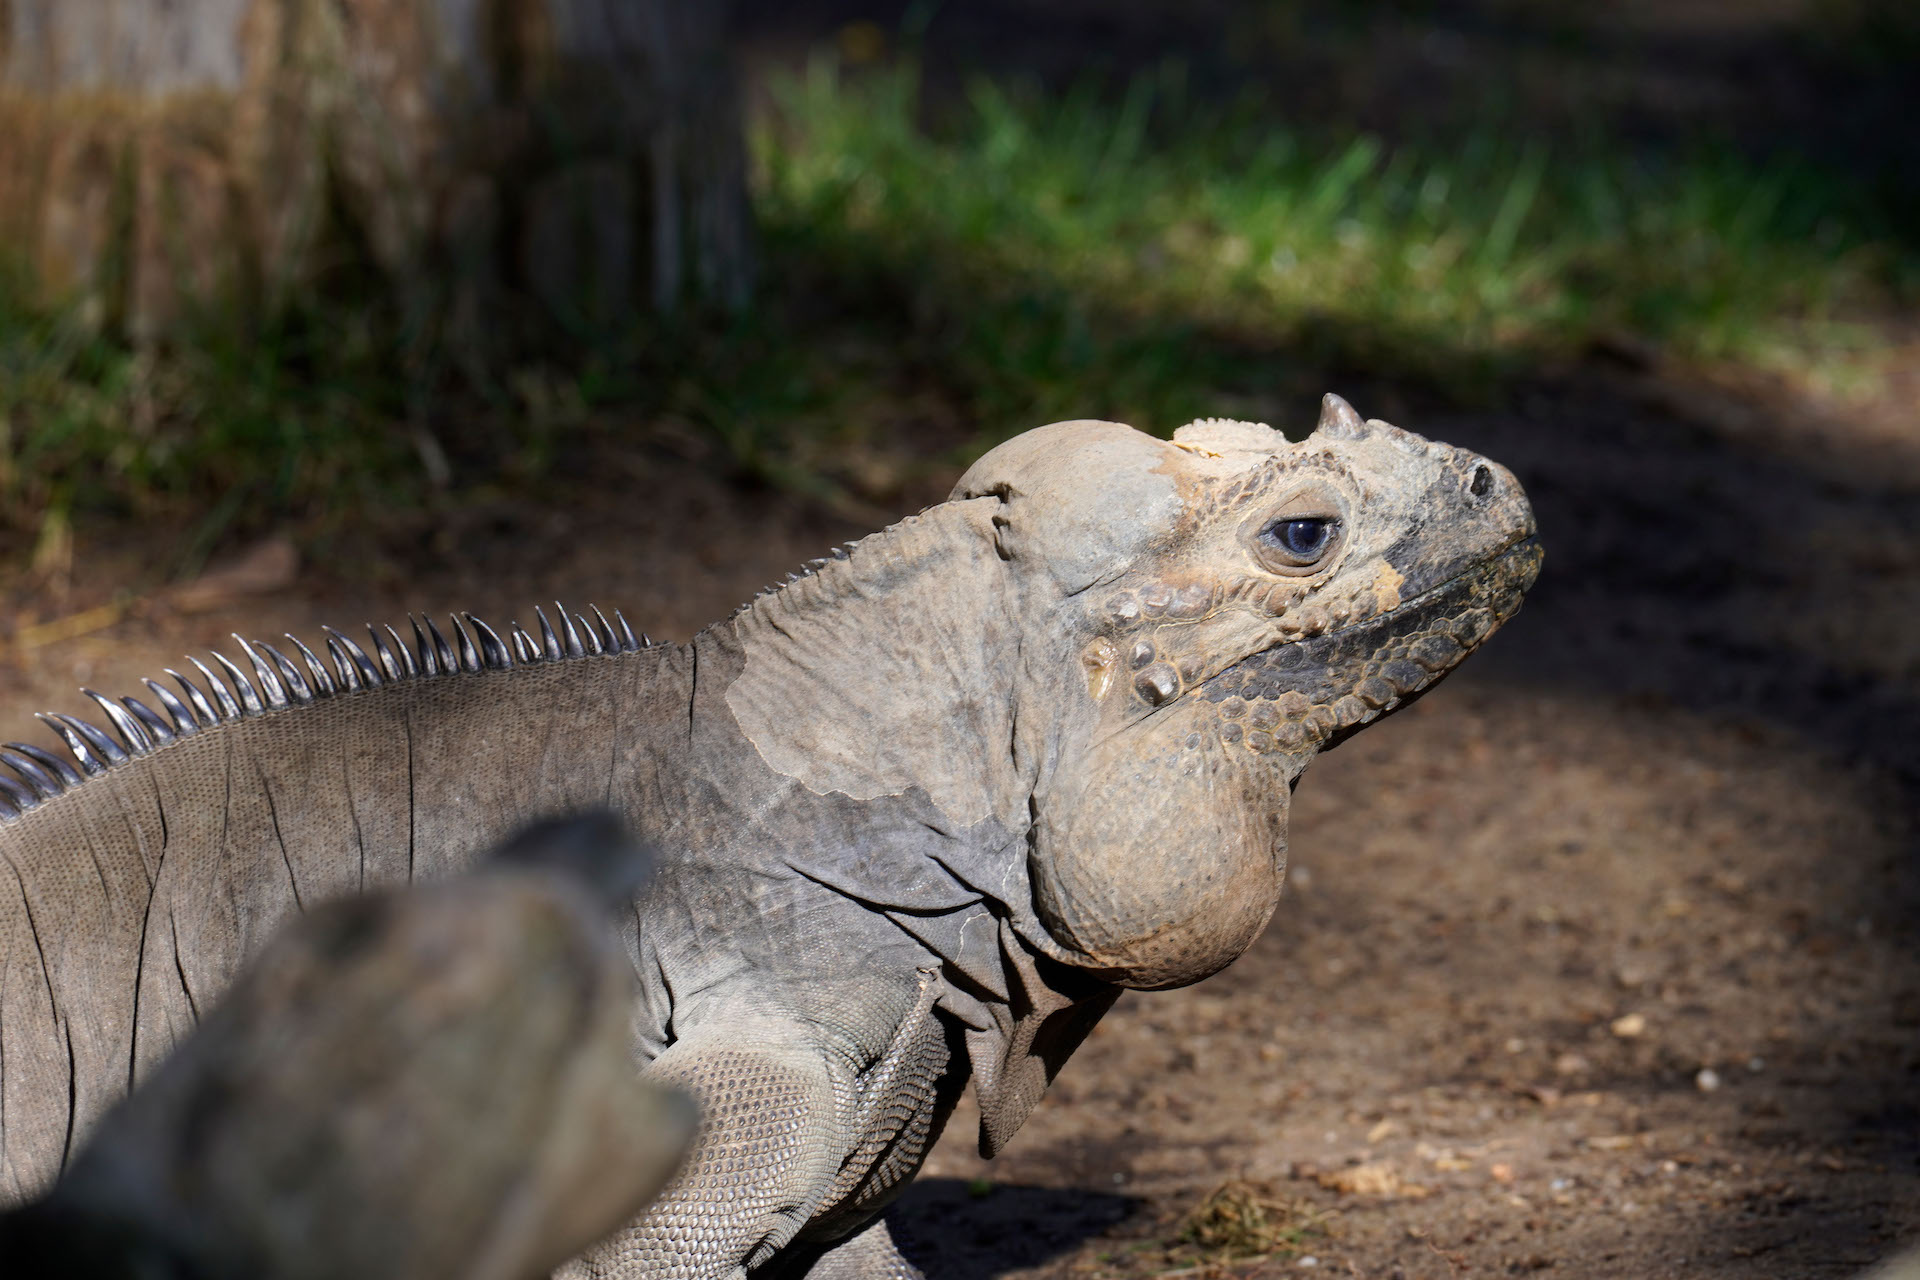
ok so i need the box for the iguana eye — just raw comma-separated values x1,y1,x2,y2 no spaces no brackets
1256,516,1340,569
1269,518,1332,558
1248,482,1347,575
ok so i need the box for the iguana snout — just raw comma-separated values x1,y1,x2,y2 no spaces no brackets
960,395,1540,989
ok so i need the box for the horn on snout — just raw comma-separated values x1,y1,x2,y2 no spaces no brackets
1313,393,1369,441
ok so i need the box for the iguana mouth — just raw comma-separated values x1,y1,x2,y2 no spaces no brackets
1197,534,1542,756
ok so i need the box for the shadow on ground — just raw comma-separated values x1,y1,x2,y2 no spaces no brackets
889,1180,1137,1280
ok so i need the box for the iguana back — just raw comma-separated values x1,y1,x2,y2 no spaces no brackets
0,615,682,1199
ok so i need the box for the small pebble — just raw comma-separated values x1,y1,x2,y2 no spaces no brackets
1610,1012,1647,1038
1298,1258,1319,1269
1695,1068,1722,1092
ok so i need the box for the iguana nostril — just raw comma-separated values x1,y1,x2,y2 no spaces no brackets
1470,464,1493,498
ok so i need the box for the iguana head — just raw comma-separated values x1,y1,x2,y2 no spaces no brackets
957,394,1541,990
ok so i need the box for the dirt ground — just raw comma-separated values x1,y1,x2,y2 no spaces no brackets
3,353,1916,1279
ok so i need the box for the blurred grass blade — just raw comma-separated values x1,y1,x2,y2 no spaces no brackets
1479,143,1546,273
1303,137,1381,224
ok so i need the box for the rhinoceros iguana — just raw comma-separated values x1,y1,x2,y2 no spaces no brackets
0,396,1540,1278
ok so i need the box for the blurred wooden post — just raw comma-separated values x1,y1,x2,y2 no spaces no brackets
0,0,754,342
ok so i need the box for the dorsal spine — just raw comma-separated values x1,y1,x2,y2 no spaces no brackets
0,605,656,824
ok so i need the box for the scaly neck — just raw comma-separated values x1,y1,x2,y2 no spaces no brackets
716,497,1032,836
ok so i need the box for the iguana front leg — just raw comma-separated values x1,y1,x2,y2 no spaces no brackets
564,975,954,1280
558,1018,841,1279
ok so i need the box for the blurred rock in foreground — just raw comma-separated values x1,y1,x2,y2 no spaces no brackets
0,811,692,1280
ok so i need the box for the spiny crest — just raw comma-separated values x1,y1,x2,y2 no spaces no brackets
0,604,658,824
733,506,975,619
733,539,860,616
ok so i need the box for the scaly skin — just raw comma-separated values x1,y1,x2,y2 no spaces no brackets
0,396,1539,1278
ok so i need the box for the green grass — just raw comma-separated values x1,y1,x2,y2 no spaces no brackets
0,52,1910,565
0,275,428,571
759,57,1903,400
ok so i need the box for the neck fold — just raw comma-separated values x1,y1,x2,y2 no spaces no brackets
721,498,1029,834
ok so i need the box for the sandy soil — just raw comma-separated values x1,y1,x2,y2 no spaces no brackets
2,356,1915,1278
